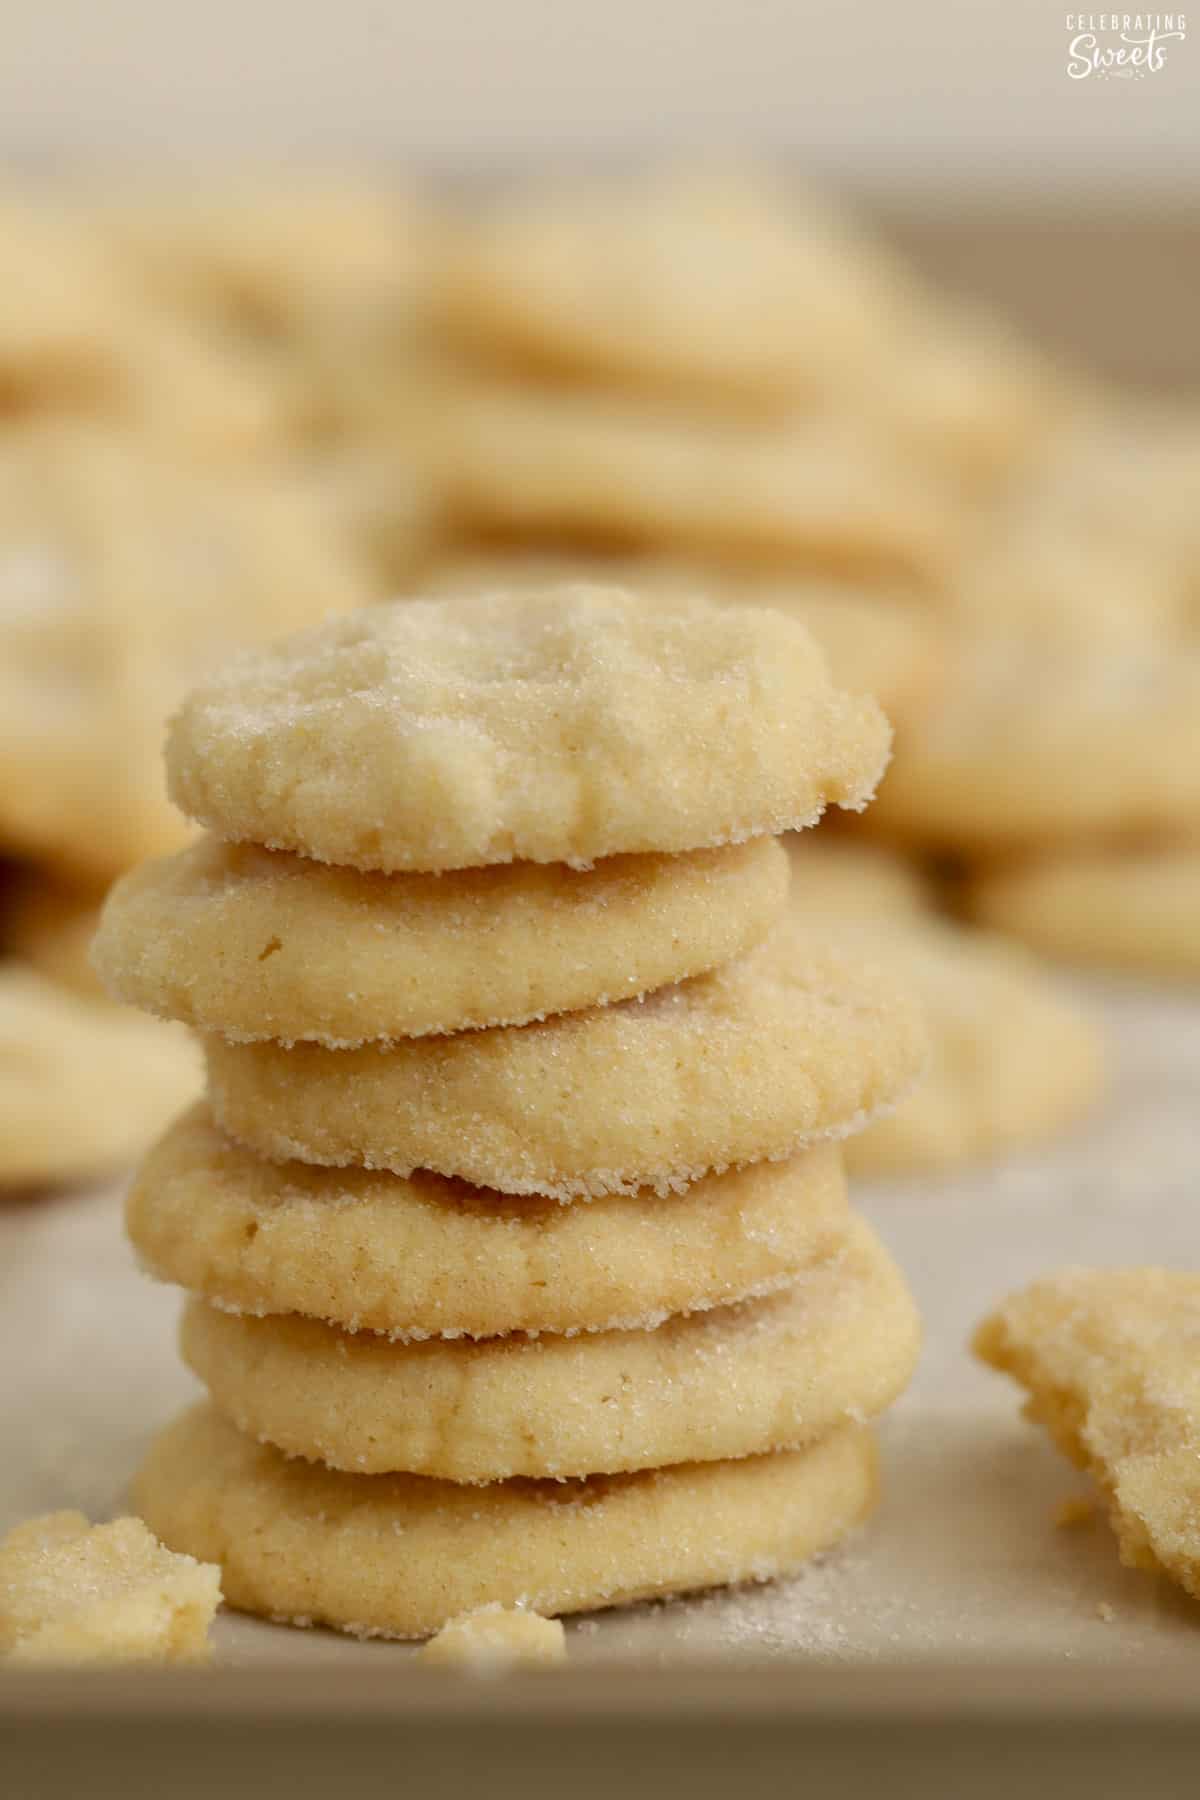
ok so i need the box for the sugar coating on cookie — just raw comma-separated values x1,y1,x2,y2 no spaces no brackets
423,551,945,729
94,834,788,1045
970,846,1200,980
0,1511,220,1666
418,1605,565,1669
204,918,929,1198
166,586,891,874
827,919,1105,1177
180,1217,918,1482
127,1108,849,1340
975,1270,1200,1603
0,967,200,1187
134,1404,878,1639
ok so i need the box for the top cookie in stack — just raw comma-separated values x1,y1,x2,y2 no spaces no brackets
97,584,927,1641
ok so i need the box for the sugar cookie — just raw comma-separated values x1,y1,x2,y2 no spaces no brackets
0,1512,220,1667
205,919,928,1198
419,1606,565,1669
829,921,1103,1177
970,846,1200,980
435,380,957,590
0,426,368,879
180,1218,916,1481
134,1404,878,1639
166,587,890,874
0,967,199,1188
127,1107,849,1339
101,173,433,343
868,643,1200,855
975,1270,1200,1603
423,552,945,729
435,165,911,406
94,834,788,1045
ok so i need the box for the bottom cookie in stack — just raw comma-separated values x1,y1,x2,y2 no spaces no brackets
135,1409,880,1641
130,1114,919,1638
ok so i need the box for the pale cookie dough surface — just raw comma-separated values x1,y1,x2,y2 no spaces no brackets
205,918,929,1198
970,846,1200,980
180,1218,917,1481
424,552,945,729
435,380,957,590
127,1108,850,1339
825,920,1105,1177
0,425,368,880
94,834,788,1045
134,1405,878,1639
975,1270,1200,1604
868,644,1200,855
418,1605,566,1668
435,165,910,406
0,967,200,1188
0,1510,220,1666
167,586,890,874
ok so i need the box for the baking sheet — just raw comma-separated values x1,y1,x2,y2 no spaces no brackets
4,976,1200,1673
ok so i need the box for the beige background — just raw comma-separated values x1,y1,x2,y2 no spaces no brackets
0,0,1194,198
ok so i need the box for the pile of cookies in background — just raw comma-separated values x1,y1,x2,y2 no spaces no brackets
2,158,1198,1192
93,589,926,1636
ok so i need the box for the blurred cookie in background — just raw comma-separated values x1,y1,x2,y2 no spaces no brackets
434,163,918,410
0,962,199,1191
432,374,960,590
0,425,371,881
970,842,1200,981
2,868,110,999
865,642,1200,858
786,839,1105,1175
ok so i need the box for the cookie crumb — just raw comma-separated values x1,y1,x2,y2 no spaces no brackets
1096,1602,1116,1624
418,1604,566,1671
0,1511,221,1666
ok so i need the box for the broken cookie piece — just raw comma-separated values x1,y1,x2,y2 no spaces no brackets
0,1511,221,1666
418,1605,566,1670
975,1269,1200,1602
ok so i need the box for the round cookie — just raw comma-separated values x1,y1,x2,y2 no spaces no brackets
0,425,368,881
834,920,1105,1177
134,1405,879,1638
867,642,1200,855
94,834,788,1045
435,165,911,406
970,845,1200,980
180,1218,917,1481
127,1107,850,1339
204,918,929,1198
166,586,891,874
423,552,945,729
434,379,957,592
0,966,200,1188
975,1269,1200,1603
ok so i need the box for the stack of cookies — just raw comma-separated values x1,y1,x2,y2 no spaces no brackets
95,586,926,1640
